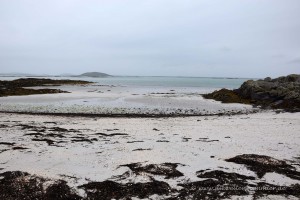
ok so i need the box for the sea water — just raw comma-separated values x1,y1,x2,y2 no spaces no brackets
74,76,250,88
0,76,252,89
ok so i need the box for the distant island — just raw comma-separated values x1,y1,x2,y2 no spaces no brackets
76,72,112,78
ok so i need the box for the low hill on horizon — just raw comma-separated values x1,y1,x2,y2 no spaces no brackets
77,72,111,78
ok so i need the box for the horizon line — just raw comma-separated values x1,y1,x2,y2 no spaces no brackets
0,72,259,79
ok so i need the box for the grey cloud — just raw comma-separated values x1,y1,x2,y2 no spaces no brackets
220,47,232,52
272,54,286,58
0,0,300,77
288,58,300,64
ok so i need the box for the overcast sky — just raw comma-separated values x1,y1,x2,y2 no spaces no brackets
0,0,299,78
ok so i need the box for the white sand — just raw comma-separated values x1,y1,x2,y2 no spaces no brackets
0,111,299,190
0,84,254,115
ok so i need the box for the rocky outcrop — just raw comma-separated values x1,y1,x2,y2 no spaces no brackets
203,74,300,112
202,88,252,104
0,171,81,200
0,78,92,97
0,78,92,88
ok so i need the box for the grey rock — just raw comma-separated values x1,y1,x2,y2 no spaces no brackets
235,74,300,110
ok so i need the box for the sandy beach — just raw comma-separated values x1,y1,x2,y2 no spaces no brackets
1,0,300,198
1,110,299,199
0,81,254,116
0,77,300,199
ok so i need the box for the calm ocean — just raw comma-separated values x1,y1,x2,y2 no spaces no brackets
0,76,253,89
77,76,252,89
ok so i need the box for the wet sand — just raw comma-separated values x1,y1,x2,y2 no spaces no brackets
0,83,254,116
0,111,300,199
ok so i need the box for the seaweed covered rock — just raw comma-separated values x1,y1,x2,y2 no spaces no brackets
1,167,300,199
1,78,92,88
238,75,300,101
0,171,80,200
79,179,172,199
203,74,300,111
203,88,252,104
253,182,300,199
0,87,68,97
226,154,300,179
175,170,254,199
119,162,184,179
0,78,92,97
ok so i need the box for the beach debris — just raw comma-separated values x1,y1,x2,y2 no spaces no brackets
253,182,300,199
48,127,80,133
104,128,119,131
43,121,58,125
1,169,300,200
46,133,65,138
0,171,81,200
132,148,152,151
119,162,184,179
32,138,55,146
176,170,254,199
71,138,93,143
17,124,47,132
127,140,144,143
197,170,256,183
196,138,219,142
17,124,79,134
79,179,172,200
11,146,28,150
0,142,15,146
0,124,9,128
226,154,300,180
24,132,44,137
0,149,9,154
176,178,249,199
174,169,300,199
150,92,175,95
95,132,128,137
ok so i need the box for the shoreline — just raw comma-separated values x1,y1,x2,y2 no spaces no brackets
0,108,261,118
0,78,256,117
